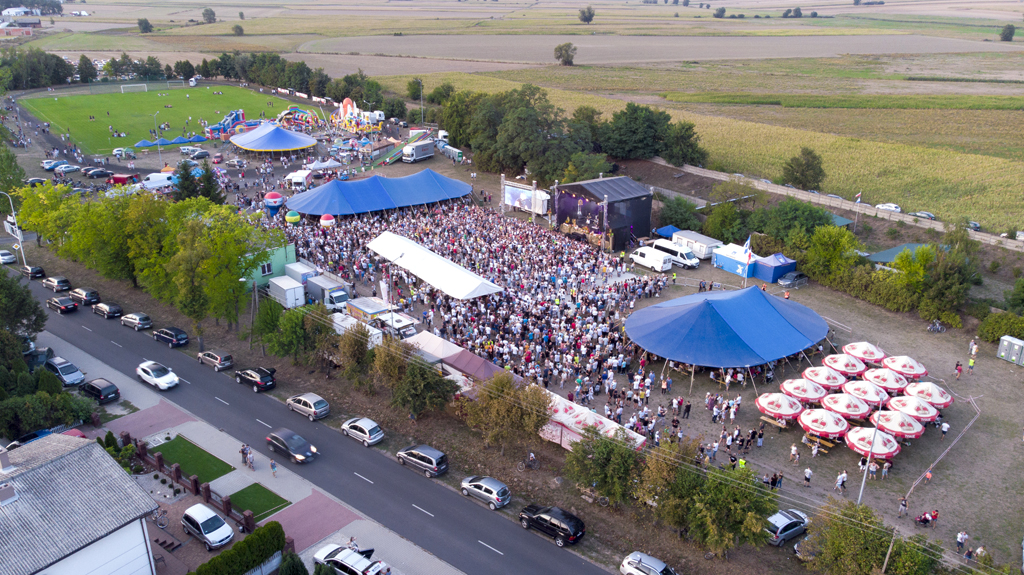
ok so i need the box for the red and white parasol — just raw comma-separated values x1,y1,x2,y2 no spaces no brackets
798,409,850,439
755,393,805,420
904,381,954,409
886,396,939,422
881,355,928,379
823,354,868,377
841,381,889,408
842,342,887,363
869,410,925,439
845,427,901,459
863,368,909,394
780,379,828,403
802,366,846,390
821,393,872,419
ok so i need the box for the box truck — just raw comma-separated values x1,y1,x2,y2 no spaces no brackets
346,297,392,323
305,275,350,311
268,276,304,309
402,139,434,163
671,230,724,260
285,262,317,286
331,313,383,349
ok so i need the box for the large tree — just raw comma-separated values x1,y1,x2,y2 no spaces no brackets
658,196,702,232
266,308,309,364
77,54,98,83
781,147,826,191
0,271,46,339
564,427,643,506
561,151,611,184
602,103,671,160
554,42,577,66
661,120,708,167
0,147,26,215
578,5,595,23
634,439,705,532
391,363,458,418
196,161,224,204
467,372,551,456
172,162,200,202
202,7,216,23
687,467,777,556
804,225,861,281
137,18,153,33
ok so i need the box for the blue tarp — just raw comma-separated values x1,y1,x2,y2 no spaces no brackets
753,253,797,283
154,138,172,146
170,136,190,144
625,287,829,368
655,225,682,238
135,139,154,148
285,169,472,216
230,123,316,152
189,135,208,143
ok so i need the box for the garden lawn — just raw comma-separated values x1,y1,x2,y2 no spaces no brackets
153,436,233,484
229,483,290,522
19,86,322,155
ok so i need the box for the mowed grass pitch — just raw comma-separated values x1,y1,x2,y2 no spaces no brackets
20,86,322,155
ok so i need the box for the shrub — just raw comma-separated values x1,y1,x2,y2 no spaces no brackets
977,312,1024,342
885,227,900,239
195,521,285,575
989,260,1002,273
1014,267,1022,278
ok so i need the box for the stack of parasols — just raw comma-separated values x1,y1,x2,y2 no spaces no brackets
755,341,952,460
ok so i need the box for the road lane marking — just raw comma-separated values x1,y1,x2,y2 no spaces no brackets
180,378,191,385
478,541,504,555
256,419,272,428
82,326,92,332
215,397,229,405
111,341,122,347
354,472,374,484
412,504,434,517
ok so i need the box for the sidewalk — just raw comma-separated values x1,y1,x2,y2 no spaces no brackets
39,330,464,575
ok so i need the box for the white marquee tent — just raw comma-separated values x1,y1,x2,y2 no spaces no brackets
367,231,504,300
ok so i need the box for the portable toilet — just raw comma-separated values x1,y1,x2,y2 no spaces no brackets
998,335,1024,364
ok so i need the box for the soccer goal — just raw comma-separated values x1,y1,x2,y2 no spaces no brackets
167,80,185,89
121,84,148,94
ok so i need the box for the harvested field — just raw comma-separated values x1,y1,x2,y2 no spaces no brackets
281,52,539,77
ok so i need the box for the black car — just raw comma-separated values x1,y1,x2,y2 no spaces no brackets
80,378,121,404
778,271,809,289
87,169,114,179
153,327,189,348
20,265,45,279
266,428,317,464
24,177,47,187
47,297,78,314
24,347,55,373
69,287,101,305
191,150,210,160
235,367,276,392
92,302,123,318
519,505,586,547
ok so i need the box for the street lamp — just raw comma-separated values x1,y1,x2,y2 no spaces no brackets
151,111,162,166
856,424,881,505
0,191,27,266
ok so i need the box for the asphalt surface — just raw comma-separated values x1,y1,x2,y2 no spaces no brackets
6,266,610,575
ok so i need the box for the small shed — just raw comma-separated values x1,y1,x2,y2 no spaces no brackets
712,243,756,278
753,253,797,283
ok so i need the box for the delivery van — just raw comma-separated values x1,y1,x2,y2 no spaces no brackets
141,173,174,190
630,247,672,272
652,239,700,269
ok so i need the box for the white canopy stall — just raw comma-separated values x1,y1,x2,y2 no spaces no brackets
367,231,504,300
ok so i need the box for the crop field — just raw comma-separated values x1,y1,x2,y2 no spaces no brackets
662,93,1024,110
19,86,319,155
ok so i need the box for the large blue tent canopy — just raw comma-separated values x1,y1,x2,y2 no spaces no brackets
285,169,471,216
625,287,828,368
229,122,316,152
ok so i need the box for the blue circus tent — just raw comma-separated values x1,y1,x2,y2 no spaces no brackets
229,123,316,152
624,287,828,368
285,169,471,216
170,136,190,144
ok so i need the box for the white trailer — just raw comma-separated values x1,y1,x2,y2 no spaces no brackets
284,262,317,286
330,313,383,349
671,230,725,260
268,276,304,309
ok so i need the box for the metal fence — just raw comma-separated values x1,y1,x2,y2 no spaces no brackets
242,550,282,575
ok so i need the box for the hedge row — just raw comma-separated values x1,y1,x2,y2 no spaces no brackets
977,312,1024,343
193,521,285,575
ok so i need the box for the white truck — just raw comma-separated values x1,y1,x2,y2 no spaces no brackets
305,275,351,311
268,276,304,309
402,139,434,163
330,313,383,349
671,230,725,260
284,262,317,286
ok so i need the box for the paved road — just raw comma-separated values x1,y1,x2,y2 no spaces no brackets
7,267,609,575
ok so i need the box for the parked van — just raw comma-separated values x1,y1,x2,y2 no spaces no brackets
141,173,173,190
630,247,672,272
180,146,201,156
651,239,700,269
106,173,140,186
671,230,724,260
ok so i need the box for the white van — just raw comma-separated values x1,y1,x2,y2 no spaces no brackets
630,247,672,272
651,239,700,269
141,173,173,190
180,146,201,156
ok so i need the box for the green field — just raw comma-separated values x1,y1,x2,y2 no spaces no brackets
19,86,322,155
229,483,290,522
153,436,233,484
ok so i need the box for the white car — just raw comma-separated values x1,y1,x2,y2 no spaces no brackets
136,361,179,390
181,504,234,551
0,250,16,264
875,203,901,213
40,159,59,170
54,164,80,175
225,159,246,169
621,551,677,575
341,417,384,447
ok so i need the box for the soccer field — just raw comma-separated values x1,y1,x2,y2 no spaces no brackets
20,86,325,155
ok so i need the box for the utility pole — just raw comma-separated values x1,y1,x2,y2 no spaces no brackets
880,527,897,573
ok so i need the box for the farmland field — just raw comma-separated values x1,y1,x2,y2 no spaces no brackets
19,86,318,155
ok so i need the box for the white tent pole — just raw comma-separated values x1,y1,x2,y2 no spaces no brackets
747,366,758,396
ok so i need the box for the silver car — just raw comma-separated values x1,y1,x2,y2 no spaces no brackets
181,504,234,551
460,476,511,510
620,551,676,575
341,417,384,447
286,392,330,421
120,312,153,331
765,509,809,546
44,356,85,387
197,350,233,372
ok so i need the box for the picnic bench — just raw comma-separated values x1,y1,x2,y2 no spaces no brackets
803,434,833,454
760,416,788,430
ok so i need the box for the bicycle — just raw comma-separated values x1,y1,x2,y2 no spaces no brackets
517,457,540,472
927,320,946,333
148,508,169,529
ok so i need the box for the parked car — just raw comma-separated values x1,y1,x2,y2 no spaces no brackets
153,327,189,347
235,367,276,393
5,429,52,450
41,159,60,170
43,160,68,171
87,169,114,179
341,417,384,447
80,378,120,404
24,347,54,373
794,533,818,562
120,312,153,330
136,361,179,390
875,203,902,213
313,544,383,575
44,356,85,386
967,221,981,232
225,159,246,169
266,428,317,464
196,350,233,372
191,150,210,160
20,265,44,278
0,250,16,264
519,505,586,547
179,146,201,156
620,551,677,575
460,476,511,510
46,297,78,314
69,287,100,305
212,153,222,164
42,276,72,292
54,164,80,175
181,504,234,551
396,444,449,478
765,509,809,546
24,177,46,187
908,211,936,220
778,271,809,289
92,302,122,318
286,392,330,421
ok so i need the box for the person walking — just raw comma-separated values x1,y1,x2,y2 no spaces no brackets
924,467,933,484
240,443,248,465
897,496,908,518
868,460,878,480
790,443,798,462
804,467,813,488
954,361,962,380
882,461,891,480
683,400,691,419
811,443,819,458
246,450,255,471
956,531,967,553
941,421,950,440
270,459,278,478
834,472,844,493
967,357,975,375
777,472,784,489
